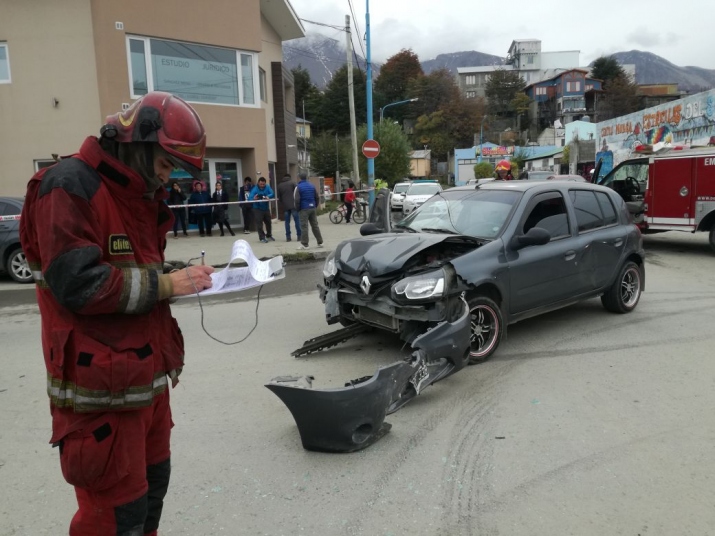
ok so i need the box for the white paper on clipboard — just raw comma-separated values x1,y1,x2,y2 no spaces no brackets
180,240,284,297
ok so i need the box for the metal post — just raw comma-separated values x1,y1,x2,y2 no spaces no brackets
346,14,359,195
366,0,375,207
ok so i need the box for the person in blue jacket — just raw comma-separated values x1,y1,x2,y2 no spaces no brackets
249,176,275,243
188,181,212,237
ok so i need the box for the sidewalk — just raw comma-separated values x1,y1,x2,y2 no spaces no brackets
164,212,363,267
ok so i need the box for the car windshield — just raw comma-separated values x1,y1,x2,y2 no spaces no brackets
393,184,410,194
407,183,441,196
396,189,521,239
597,159,649,188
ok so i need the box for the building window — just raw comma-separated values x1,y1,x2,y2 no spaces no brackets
466,91,476,98
465,75,476,86
566,81,581,92
259,67,267,102
34,159,55,172
585,84,593,91
527,55,534,64
127,36,258,107
535,87,547,96
0,43,11,83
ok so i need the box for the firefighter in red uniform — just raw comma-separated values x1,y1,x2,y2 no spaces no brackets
495,159,514,180
20,92,215,535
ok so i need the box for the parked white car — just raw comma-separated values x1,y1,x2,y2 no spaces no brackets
390,181,412,211
402,181,442,215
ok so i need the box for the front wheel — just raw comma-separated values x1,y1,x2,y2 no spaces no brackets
7,248,33,284
352,207,367,224
468,296,503,363
601,261,642,313
329,210,343,224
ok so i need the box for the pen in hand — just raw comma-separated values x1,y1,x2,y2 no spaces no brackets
201,250,205,266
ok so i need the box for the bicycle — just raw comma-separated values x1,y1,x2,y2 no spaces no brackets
329,201,367,224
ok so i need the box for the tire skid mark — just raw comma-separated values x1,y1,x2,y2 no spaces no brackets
439,361,517,535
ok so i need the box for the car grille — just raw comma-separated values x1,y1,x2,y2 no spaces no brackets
356,307,399,329
337,272,394,298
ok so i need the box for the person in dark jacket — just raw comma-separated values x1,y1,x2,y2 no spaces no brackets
248,176,275,243
19,91,214,535
211,180,235,237
294,173,323,249
238,176,253,234
168,181,189,238
188,181,212,237
277,173,301,242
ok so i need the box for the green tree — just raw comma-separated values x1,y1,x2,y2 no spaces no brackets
374,49,424,121
357,122,411,186
291,65,320,119
311,65,367,135
590,56,626,88
309,132,353,178
599,74,640,121
408,69,461,118
413,110,455,161
485,69,526,118
473,162,494,178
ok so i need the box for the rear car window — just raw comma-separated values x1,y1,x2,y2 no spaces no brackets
595,192,617,226
569,190,604,232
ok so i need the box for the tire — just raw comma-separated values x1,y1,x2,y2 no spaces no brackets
601,261,642,313
7,248,33,284
468,296,503,363
329,210,343,224
709,226,715,253
352,208,367,224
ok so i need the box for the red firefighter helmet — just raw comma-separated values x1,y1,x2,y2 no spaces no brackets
495,159,511,172
102,92,206,179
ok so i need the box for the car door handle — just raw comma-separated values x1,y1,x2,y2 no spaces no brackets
610,238,624,247
564,250,576,261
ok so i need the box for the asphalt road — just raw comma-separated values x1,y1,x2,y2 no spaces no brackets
2,232,715,535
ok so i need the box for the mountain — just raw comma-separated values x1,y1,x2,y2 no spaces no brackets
605,50,715,93
421,51,504,74
283,35,715,94
283,33,379,89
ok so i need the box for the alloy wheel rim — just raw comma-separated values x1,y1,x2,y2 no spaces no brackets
470,305,499,357
11,252,32,282
621,267,641,307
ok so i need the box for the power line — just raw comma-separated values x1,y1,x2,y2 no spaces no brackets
346,0,366,60
300,18,345,32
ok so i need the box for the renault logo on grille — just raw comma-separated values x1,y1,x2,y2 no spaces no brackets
360,275,371,295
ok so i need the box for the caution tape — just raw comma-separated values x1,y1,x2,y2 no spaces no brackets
0,188,374,221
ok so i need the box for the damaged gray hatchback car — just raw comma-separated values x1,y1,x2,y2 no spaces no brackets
321,181,645,361
268,181,645,453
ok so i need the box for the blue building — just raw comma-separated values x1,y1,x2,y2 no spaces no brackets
453,143,514,185
524,69,603,130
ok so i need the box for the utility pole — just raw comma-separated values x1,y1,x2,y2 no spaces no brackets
345,15,359,195
365,0,375,207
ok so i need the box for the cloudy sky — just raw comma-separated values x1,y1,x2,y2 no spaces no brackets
287,0,714,69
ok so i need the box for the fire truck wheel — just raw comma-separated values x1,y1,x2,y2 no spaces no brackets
709,226,715,253
601,261,642,314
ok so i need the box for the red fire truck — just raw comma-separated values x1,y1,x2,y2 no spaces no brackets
596,145,715,252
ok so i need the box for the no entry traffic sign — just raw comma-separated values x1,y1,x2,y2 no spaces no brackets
362,139,381,159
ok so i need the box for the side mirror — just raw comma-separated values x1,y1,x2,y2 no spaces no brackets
509,227,551,250
360,222,384,236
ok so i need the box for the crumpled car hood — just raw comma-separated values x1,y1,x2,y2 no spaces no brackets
335,233,461,277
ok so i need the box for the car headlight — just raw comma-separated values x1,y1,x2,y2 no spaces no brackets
393,269,446,300
323,252,338,280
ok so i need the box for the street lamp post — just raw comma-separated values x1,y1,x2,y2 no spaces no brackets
477,115,487,163
379,98,419,123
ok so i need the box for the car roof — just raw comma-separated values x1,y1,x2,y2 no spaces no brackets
448,181,611,194
0,196,24,205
